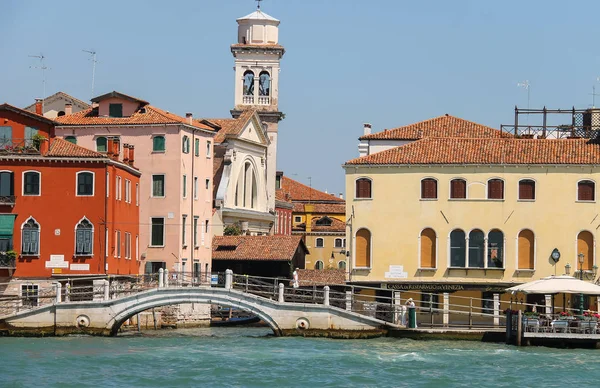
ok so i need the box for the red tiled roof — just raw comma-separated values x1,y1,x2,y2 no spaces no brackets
56,105,213,131
298,269,346,286
46,138,106,158
359,114,511,141
204,109,257,144
280,176,345,203
311,217,346,232
275,189,292,203
346,137,600,165
212,235,308,261
0,103,58,125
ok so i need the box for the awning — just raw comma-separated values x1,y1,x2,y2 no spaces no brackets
0,214,16,238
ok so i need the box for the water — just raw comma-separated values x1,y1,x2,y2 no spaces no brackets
1,328,599,387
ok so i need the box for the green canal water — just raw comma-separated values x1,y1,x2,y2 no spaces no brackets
1,327,598,387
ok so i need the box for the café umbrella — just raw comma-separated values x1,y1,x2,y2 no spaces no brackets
505,275,600,295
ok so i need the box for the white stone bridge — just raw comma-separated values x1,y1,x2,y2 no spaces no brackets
0,271,396,337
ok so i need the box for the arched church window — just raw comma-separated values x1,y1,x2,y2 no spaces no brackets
259,71,270,96
243,71,255,96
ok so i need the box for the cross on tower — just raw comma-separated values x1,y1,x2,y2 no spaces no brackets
256,0,262,9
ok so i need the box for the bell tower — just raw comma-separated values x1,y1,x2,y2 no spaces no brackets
231,5,285,216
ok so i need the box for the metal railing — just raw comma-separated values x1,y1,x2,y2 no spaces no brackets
0,138,42,154
0,255,16,268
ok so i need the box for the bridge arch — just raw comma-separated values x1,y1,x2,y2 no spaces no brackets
107,289,283,336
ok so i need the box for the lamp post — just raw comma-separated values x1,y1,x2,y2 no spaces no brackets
578,252,585,315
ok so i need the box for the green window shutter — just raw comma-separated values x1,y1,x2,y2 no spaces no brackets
31,231,39,254
76,229,84,253
65,136,77,144
109,104,123,118
195,139,199,156
144,262,153,274
151,218,164,246
22,229,31,254
153,136,165,152
96,137,107,152
0,215,16,239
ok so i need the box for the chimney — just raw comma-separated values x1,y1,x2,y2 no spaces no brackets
339,193,344,200
186,113,193,125
65,103,73,116
363,123,372,136
127,145,135,166
122,143,130,162
112,138,120,158
34,99,43,115
39,137,49,155
107,137,114,156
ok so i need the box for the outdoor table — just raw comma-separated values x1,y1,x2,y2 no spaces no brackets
522,318,540,332
551,320,570,333
577,320,598,334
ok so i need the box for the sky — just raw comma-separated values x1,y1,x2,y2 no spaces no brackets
2,0,600,195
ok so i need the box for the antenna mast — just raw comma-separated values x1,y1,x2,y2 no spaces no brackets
28,53,49,112
83,49,97,98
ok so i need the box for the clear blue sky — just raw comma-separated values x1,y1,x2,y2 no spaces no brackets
2,0,600,195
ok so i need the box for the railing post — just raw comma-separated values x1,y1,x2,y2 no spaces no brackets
345,290,352,311
393,291,401,324
278,283,284,303
544,294,552,316
429,293,434,328
104,279,110,301
245,275,249,293
158,268,164,288
55,282,62,304
469,297,473,329
164,269,169,287
494,293,500,327
225,269,233,290
443,292,449,327
323,286,330,306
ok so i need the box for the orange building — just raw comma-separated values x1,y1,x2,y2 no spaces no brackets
0,105,141,283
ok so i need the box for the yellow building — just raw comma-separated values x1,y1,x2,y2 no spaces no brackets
277,173,347,271
344,114,600,315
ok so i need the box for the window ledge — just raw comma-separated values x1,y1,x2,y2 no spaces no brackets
516,269,535,272
151,196,166,199
447,198,505,202
74,254,93,257
354,266,372,270
418,267,437,271
354,198,372,201
420,198,438,201
576,200,596,203
517,199,536,202
148,245,165,248
20,254,39,258
151,151,166,154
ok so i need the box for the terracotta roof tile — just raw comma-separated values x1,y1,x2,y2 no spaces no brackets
212,235,308,261
346,137,600,165
46,138,106,158
280,176,345,203
360,114,511,141
297,269,346,286
311,217,346,232
204,109,256,144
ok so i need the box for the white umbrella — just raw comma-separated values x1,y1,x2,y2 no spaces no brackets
505,275,600,295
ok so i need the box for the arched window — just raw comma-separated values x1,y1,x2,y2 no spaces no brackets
315,237,324,248
259,71,271,96
57,111,65,117
487,179,504,200
518,229,535,270
518,179,535,200
577,231,594,270
421,178,438,199
235,161,258,209
578,180,595,201
21,218,40,256
450,179,466,199
75,218,93,256
468,229,485,268
0,171,13,198
420,228,436,268
23,171,40,196
315,260,324,270
450,229,466,267
487,229,504,268
65,136,77,144
355,228,371,268
355,178,372,199
243,70,255,96
76,172,94,196
153,135,165,152
338,261,347,270
96,137,107,152
334,238,343,248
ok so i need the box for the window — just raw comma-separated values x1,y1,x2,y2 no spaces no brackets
182,215,187,247
315,260,324,270
203,219,208,245
116,176,122,200
468,229,485,268
109,103,123,118
195,138,200,157
152,175,165,197
136,235,139,261
21,218,40,256
450,229,466,267
578,180,595,201
0,126,12,148
334,238,343,248
0,171,13,198
135,183,139,206
75,218,93,256
65,136,77,144
206,141,211,158
294,216,302,223
421,293,440,310
259,71,271,96
96,137,107,152
482,291,495,315
421,178,437,199
76,172,94,196
150,218,165,247
194,177,198,199
205,178,210,190
487,229,504,268
193,217,199,247
183,175,187,198
338,261,347,270
24,126,38,148
487,179,504,200
518,179,535,200
315,217,333,226
355,228,371,268
420,228,436,268
116,230,121,258
105,229,108,258
517,229,535,270
125,179,131,203
153,135,166,152
243,70,255,96
315,237,324,248
450,178,466,199
125,232,131,259
355,178,372,199
182,136,190,153
577,231,594,271
23,171,40,196
21,284,38,308
106,172,109,198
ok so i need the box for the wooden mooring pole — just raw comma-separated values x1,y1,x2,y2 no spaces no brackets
516,310,523,346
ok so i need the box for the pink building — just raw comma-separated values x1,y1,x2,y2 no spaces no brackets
55,91,216,278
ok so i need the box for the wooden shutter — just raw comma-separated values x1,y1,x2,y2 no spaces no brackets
420,228,436,268
450,179,466,199
518,229,534,269
577,231,594,270
356,179,371,199
488,179,504,199
578,181,595,201
421,179,437,199
519,180,535,200
84,230,93,254
76,229,84,253
22,229,31,254
355,229,371,267
30,231,39,254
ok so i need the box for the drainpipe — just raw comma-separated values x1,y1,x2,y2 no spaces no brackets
104,163,108,276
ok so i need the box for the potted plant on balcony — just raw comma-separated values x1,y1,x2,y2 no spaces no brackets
0,250,17,266
31,134,47,150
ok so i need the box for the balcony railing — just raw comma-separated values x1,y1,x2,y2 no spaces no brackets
0,195,16,206
242,95,255,104
0,255,16,269
0,138,42,155
257,96,270,105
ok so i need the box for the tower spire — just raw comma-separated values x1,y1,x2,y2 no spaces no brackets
256,0,262,9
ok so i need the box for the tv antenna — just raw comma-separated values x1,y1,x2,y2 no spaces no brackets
83,49,98,98
28,53,50,112
591,77,600,108
517,80,531,125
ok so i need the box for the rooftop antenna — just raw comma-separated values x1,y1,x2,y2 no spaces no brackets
517,80,531,125
28,53,50,113
256,0,262,9
591,77,600,108
83,49,97,98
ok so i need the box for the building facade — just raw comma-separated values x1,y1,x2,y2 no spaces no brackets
24,92,90,119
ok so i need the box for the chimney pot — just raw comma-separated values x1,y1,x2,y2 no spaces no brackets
65,103,73,116
123,143,130,162
186,112,193,125
339,193,344,199
106,137,114,157
128,145,135,166
34,98,43,115
363,123,372,136
39,137,49,155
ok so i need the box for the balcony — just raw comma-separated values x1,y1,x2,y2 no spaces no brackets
0,196,16,206
0,138,42,155
0,254,16,269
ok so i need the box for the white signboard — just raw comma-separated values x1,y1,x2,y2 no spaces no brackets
385,265,408,279
50,255,65,263
70,264,90,271
45,261,69,269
